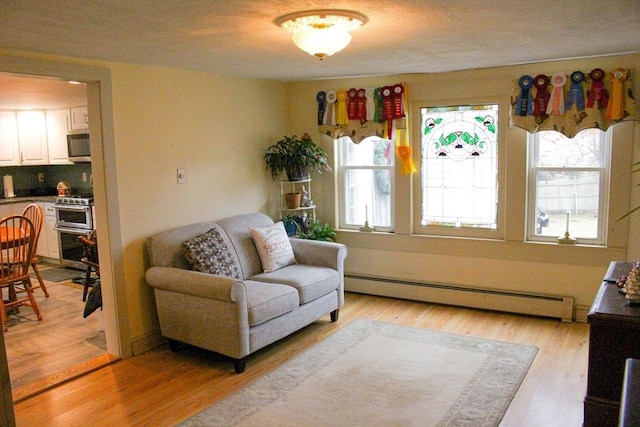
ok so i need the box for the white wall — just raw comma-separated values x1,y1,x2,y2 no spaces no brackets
108,63,290,340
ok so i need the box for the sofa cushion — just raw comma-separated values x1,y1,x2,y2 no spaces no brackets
216,213,275,278
249,222,297,273
181,227,241,279
251,264,339,305
243,280,300,326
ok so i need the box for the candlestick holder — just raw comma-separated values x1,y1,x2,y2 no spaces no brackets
359,220,374,232
557,231,576,245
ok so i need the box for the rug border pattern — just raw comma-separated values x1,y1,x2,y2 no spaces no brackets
181,318,537,427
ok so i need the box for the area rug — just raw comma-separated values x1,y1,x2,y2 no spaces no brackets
32,267,84,282
181,318,537,427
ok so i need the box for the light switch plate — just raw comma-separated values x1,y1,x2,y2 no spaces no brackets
177,168,186,184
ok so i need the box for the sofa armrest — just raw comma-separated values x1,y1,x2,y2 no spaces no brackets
290,239,347,270
146,266,244,302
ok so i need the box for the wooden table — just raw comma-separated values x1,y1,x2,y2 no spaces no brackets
584,265,640,427
0,225,29,248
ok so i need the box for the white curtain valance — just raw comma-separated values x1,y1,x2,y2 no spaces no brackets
509,67,638,138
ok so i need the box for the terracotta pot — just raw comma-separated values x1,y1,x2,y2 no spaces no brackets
285,192,301,209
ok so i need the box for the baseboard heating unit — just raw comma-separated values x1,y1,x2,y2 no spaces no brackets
345,274,575,322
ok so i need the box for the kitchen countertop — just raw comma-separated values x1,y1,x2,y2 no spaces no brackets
0,195,58,205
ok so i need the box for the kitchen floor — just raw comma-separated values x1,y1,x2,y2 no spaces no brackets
3,263,108,401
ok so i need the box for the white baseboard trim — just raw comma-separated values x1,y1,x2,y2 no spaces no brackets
346,274,575,322
131,329,165,355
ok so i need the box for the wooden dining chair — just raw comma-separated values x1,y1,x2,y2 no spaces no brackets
21,203,49,297
78,231,99,302
0,214,42,332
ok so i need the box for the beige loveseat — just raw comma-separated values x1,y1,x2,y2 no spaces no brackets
145,213,347,373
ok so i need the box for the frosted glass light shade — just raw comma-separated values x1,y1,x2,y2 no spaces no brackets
277,10,367,59
292,27,352,58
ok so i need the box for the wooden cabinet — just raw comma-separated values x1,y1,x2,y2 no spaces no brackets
46,109,72,164
41,202,59,259
70,106,88,130
1,107,86,166
584,267,640,427
16,111,49,165
0,111,20,166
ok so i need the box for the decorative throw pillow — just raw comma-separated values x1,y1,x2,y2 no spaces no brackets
181,228,241,279
250,221,297,273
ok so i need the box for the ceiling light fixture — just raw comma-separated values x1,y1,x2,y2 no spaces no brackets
276,9,368,60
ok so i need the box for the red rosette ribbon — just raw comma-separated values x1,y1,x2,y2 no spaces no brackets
347,88,358,120
381,86,394,121
586,68,608,109
533,74,550,119
356,88,367,120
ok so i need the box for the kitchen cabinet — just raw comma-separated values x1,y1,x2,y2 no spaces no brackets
0,111,20,166
46,109,72,164
40,202,60,259
16,111,49,165
70,106,88,130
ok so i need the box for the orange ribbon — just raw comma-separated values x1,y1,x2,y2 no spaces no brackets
395,129,416,175
606,68,628,120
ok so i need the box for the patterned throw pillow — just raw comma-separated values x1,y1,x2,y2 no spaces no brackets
250,221,297,273
181,228,241,279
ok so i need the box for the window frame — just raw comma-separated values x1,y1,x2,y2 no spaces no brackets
336,135,395,232
412,97,507,239
526,129,611,245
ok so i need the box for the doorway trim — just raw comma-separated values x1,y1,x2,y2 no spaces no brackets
0,53,131,359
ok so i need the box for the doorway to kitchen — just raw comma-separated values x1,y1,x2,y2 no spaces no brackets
0,57,127,403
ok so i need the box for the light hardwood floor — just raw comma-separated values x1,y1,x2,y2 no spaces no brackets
4,270,110,402
12,292,590,426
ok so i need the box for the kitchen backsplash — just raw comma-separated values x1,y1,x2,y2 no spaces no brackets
0,163,92,197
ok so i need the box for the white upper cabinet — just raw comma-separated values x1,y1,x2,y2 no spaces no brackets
70,106,88,130
16,110,49,165
0,111,20,166
46,109,72,164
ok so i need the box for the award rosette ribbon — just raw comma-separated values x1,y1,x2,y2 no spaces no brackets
347,88,358,120
565,71,586,112
381,85,394,121
546,73,567,116
335,89,349,125
516,75,534,116
606,68,628,120
586,68,608,109
374,87,384,123
356,88,367,121
316,91,326,125
392,84,405,119
395,132,417,175
533,74,550,120
365,88,375,121
325,91,336,125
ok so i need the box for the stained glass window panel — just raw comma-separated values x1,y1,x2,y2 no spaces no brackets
420,104,499,229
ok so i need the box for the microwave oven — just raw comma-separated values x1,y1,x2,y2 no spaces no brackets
67,130,91,162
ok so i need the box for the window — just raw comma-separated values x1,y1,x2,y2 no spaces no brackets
416,104,499,236
527,129,609,245
338,136,394,231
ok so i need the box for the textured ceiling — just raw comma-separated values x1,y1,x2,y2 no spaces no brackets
0,0,639,108
2,0,639,81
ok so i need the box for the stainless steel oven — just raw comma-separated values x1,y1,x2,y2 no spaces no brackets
54,196,94,269
55,200,93,230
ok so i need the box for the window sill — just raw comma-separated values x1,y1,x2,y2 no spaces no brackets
336,229,625,267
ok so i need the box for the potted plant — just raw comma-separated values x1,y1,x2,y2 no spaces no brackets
280,214,300,236
265,133,332,181
298,218,336,242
